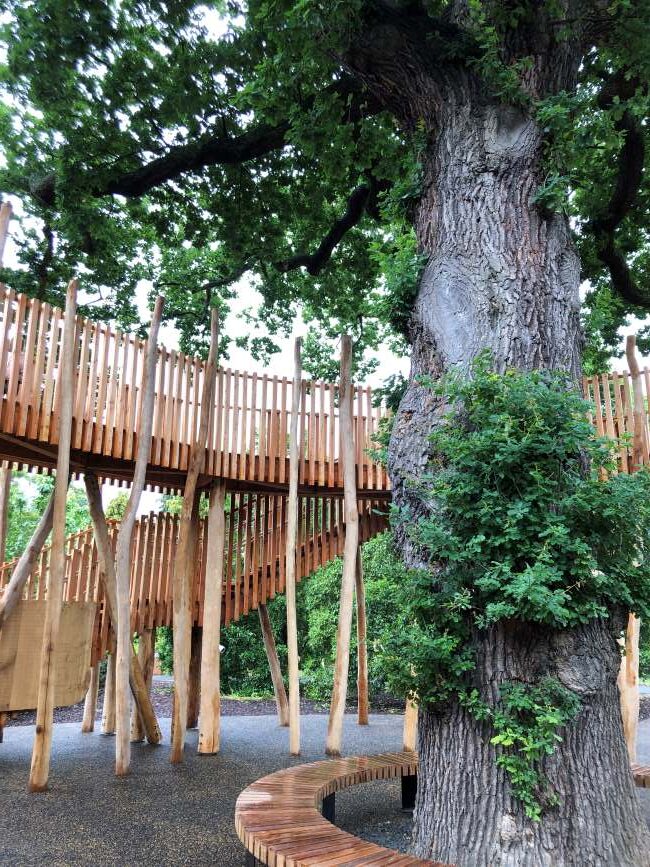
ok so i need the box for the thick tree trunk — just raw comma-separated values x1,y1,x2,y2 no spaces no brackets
414,618,649,866
384,88,650,864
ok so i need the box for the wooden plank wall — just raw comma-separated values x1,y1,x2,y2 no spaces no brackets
0,288,389,491
0,495,388,665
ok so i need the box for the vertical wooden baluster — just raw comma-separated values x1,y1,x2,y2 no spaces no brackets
239,372,248,481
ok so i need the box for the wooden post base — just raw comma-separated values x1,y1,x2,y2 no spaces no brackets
401,772,417,811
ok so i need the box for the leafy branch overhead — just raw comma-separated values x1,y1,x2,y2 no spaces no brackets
1,1,649,367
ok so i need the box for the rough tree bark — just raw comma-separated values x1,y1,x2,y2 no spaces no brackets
344,11,650,865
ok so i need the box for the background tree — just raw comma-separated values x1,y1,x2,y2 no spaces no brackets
2,1,650,863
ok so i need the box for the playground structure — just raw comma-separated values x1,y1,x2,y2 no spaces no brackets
0,263,648,790
0,275,391,788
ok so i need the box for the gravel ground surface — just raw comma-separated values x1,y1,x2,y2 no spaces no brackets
4,684,403,728
1,713,648,865
0,714,408,866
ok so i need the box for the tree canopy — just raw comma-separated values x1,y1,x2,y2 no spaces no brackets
0,1,648,374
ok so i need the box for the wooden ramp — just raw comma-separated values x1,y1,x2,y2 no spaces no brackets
0,494,388,665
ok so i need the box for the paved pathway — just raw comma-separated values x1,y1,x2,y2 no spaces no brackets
0,715,648,866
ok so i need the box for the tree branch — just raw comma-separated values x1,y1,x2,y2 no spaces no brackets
30,79,382,207
589,72,647,306
276,177,389,276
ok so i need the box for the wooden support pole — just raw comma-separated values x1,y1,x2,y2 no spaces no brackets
0,464,12,565
355,547,369,726
130,629,155,742
171,308,219,763
101,652,116,735
84,472,161,745
187,626,202,729
0,491,55,630
28,278,77,792
326,334,359,757
198,481,226,755
286,337,302,755
626,335,648,472
258,603,289,727
113,295,164,776
620,334,644,762
0,202,12,573
403,695,418,751
619,613,640,762
81,662,101,733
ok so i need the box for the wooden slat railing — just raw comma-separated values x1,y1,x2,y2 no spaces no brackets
0,495,388,664
583,371,650,472
0,288,389,492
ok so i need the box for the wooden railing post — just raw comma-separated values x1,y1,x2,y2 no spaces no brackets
113,295,164,776
403,695,418,751
355,547,369,726
619,334,645,762
286,337,302,755
326,334,359,757
28,278,77,792
130,629,155,743
171,308,219,763
259,602,289,726
198,481,226,755
81,661,101,734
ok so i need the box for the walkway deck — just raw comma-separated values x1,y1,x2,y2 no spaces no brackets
0,288,389,495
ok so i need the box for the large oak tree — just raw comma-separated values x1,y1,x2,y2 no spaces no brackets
2,1,650,863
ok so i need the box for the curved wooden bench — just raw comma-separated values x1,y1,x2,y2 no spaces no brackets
235,750,450,866
236,752,650,866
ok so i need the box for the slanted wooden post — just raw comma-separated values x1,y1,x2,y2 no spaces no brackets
101,652,116,735
81,662,101,734
84,472,161,745
130,629,155,743
113,295,164,776
171,308,219,763
258,603,289,726
0,203,13,566
0,492,55,630
286,337,302,755
0,465,11,566
403,695,418,751
326,335,359,757
198,481,226,755
355,547,369,725
187,626,202,729
28,278,77,792
620,334,645,762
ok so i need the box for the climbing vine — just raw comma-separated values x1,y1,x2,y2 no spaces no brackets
381,355,650,818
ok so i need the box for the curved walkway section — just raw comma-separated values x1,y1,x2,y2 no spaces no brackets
235,750,448,866
0,288,389,494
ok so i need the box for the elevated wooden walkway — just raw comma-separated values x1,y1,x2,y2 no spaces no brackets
0,493,387,665
0,288,389,495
